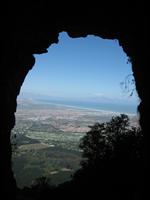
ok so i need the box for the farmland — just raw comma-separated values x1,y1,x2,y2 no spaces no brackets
12,100,138,188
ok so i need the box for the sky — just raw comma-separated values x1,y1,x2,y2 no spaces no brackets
20,32,139,105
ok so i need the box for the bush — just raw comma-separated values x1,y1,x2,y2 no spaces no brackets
79,114,143,168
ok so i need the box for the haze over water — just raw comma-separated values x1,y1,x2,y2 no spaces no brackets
20,31,139,114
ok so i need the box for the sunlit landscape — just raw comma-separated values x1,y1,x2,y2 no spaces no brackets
11,32,139,189
12,99,138,188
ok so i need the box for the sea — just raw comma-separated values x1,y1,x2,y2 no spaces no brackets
38,99,138,115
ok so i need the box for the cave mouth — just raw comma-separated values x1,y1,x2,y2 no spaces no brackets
11,32,139,189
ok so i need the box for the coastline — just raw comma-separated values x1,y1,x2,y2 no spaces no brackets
37,101,137,116
17,98,137,116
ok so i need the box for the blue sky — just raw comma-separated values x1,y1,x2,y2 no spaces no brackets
20,32,139,105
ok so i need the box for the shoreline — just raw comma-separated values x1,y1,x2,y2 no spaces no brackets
17,98,137,116
36,101,137,116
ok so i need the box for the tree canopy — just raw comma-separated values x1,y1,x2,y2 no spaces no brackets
79,114,143,168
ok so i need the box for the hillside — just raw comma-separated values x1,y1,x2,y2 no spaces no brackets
12,101,138,188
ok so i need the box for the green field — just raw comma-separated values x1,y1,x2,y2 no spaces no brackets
12,120,83,188
12,102,137,188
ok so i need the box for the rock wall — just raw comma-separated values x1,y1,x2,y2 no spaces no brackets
0,2,149,199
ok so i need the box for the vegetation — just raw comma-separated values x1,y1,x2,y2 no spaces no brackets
12,109,143,200
120,73,136,96
34,114,143,199
70,114,144,199
12,146,81,188
79,114,143,168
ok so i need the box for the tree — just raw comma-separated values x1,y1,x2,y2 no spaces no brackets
120,73,136,97
79,114,143,168
72,114,144,199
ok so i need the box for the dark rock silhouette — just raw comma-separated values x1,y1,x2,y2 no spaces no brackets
0,2,148,199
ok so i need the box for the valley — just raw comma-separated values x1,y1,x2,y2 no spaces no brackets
12,100,138,188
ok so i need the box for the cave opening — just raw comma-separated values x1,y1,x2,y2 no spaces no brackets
11,32,140,189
